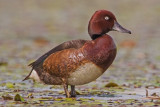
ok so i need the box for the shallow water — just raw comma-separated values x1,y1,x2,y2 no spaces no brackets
0,0,160,106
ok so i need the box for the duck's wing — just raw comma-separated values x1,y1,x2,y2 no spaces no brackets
23,39,88,81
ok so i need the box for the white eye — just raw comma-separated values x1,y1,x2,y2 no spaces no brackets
105,16,109,20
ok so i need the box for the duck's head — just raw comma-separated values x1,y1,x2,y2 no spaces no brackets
88,10,131,40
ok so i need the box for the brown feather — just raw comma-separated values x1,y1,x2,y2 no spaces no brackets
41,48,86,84
23,39,88,81
36,35,116,85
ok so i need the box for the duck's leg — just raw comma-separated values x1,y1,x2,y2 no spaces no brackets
63,84,70,98
70,85,76,97
62,78,70,98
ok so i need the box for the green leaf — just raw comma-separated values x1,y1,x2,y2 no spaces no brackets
6,82,14,88
105,82,119,87
14,94,25,102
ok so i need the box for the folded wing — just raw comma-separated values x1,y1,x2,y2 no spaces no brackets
23,39,88,81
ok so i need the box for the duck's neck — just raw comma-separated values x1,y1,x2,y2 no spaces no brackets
91,34,103,40
83,34,117,70
92,34,116,51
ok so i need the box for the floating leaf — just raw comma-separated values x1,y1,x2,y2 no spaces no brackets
6,82,14,88
0,61,8,66
34,37,49,46
76,91,81,95
14,94,25,102
144,102,155,106
65,98,75,101
105,82,119,87
2,94,13,100
120,40,136,48
27,93,34,98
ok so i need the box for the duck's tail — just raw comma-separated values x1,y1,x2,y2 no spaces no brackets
22,68,34,81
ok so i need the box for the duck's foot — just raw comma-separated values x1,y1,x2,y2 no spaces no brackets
70,85,76,97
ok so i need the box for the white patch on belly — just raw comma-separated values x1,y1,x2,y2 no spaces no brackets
29,70,41,82
68,63,104,85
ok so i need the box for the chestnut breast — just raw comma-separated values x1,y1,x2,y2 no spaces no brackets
83,34,117,71
68,35,116,85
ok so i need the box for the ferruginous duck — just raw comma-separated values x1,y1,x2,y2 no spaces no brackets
23,10,131,98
